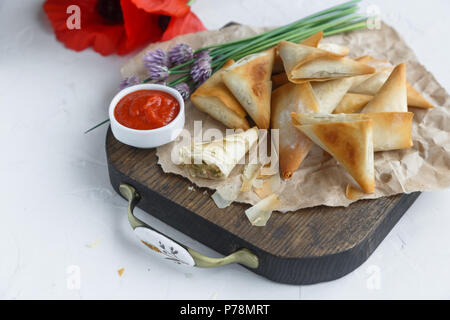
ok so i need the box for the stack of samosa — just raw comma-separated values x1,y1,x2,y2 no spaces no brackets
188,30,434,200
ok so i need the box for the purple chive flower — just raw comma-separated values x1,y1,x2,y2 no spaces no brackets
173,82,191,100
119,76,140,90
168,43,194,66
143,48,169,69
148,64,169,82
194,50,212,62
190,57,212,84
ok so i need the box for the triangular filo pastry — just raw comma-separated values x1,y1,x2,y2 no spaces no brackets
191,60,250,130
277,41,375,84
291,113,375,193
406,82,434,109
352,71,434,109
271,82,319,179
361,63,407,113
317,43,349,57
350,56,393,91
352,57,433,109
350,68,393,95
179,127,259,180
299,32,349,56
223,49,274,129
355,55,393,70
311,77,354,113
364,112,414,152
298,112,413,152
334,93,373,114
300,31,324,47
272,31,324,74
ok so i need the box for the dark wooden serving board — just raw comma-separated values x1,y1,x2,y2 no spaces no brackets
106,128,420,285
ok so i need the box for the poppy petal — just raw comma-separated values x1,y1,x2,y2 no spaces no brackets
118,0,163,55
161,10,206,42
131,0,190,18
43,0,125,56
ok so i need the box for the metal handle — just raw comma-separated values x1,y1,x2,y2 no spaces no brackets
119,183,259,269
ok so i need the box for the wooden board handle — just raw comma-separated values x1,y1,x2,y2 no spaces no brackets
119,183,259,269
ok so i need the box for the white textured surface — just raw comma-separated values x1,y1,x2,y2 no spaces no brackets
1,0,450,299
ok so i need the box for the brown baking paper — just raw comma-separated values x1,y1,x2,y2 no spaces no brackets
121,23,450,213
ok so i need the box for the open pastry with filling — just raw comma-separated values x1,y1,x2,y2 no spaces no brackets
179,127,259,179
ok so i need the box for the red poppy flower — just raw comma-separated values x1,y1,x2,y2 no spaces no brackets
43,0,206,56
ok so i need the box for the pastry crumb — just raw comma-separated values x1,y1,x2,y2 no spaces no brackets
117,268,125,277
86,240,101,248
346,184,365,200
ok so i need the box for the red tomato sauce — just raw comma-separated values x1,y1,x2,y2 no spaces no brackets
114,90,180,130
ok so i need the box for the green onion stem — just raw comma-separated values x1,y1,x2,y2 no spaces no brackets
169,59,194,71
212,10,361,65
203,0,361,51
230,14,361,62
210,5,360,60
324,19,368,36
170,69,190,74
169,75,190,86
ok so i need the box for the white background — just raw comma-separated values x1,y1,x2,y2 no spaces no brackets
1,0,450,299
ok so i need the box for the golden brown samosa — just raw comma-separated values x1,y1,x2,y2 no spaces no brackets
272,31,324,74
355,55,393,70
277,41,375,84
363,112,414,152
334,93,373,114
361,63,407,113
348,56,393,92
406,82,434,109
350,68,393,95
291,113,375,193
318,43,349,56
294,112,413,152
271,82,319,179
352,57,434,109
311,77,355,114
191,60,250,130
223,49,275,129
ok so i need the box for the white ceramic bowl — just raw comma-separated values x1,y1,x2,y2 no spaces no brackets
109,84,185,148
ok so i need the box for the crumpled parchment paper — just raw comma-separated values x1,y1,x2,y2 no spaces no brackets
121,22,450,213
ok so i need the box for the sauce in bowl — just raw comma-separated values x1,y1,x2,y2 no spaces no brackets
114,89,180,130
